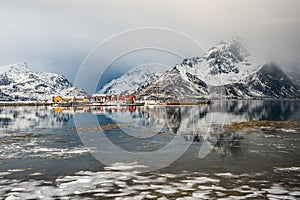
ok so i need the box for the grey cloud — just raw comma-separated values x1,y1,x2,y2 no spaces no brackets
0,0,299,91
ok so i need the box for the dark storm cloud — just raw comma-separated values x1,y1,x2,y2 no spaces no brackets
0,0,299,90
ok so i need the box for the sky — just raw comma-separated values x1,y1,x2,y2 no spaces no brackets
0,0,300,92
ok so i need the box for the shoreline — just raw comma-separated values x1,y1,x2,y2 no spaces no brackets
0,98,299,107
0,102,52,107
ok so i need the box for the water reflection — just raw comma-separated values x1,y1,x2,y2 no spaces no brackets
211,100,300,121
0,100,298,131
1,100,299,156
0,101,299,199
181,132,245,157
99,100,300,131
0,106,72,131
1,100,299,133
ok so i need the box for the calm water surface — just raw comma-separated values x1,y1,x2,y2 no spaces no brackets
0,100,299,199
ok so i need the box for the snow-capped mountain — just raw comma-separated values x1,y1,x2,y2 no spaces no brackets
135,39,300,99
0,62,86,101
97,38,299,99
98,64,170,95
136,66,209,99
210,63,300,98
176,38,261,86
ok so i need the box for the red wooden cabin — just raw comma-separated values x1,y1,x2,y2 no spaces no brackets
119,94,127,101
109,94,117,101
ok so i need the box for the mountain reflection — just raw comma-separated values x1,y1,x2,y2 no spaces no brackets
103,100,300,134
0,100,299,156
184,132,244,157
102,100,299,155
0,106,72,131
211,100,300,121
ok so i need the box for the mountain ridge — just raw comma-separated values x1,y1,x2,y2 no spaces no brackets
98,39,300,99
0,62,86,101
98,64,170,95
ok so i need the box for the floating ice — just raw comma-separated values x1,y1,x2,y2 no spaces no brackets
263,184,289,195
0,166,299,199
104,162,148,171
279,128,297,133
215,172,240,178
156,186,178,194
274,167,300,172
181,177,220,184
0,172,11,176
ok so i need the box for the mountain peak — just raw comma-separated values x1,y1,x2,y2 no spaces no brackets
97,37,299,99
175,38,257,86
206,38,248,63
0,62,30,73
192,38,248,76
179,38,249,75
0,62,86,101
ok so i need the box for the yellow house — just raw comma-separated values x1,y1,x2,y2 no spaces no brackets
53,96,63,103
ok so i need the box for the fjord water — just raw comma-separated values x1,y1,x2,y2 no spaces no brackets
0,100,299,199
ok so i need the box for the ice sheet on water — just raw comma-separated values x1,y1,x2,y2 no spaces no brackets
0,140,91,159
262,184,289,195
274,167,300,172
215,172,240,178
181,176,219,184
104,162,148,171
0,164,299,199
279,128,297,133
155,186,178,194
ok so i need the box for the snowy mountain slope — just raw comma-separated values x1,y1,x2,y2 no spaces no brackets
98,39,298,99
245,63,299,97
135,39,299,99
0,63,86,101
98,64,170,95
136,39,260,98
136,66,209,99
0,89,14,101
210,63,300,98
175,39,262,86
59,87,87,97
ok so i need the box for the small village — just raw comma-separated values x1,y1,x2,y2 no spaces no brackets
52,94,144,105
52,94,212,107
